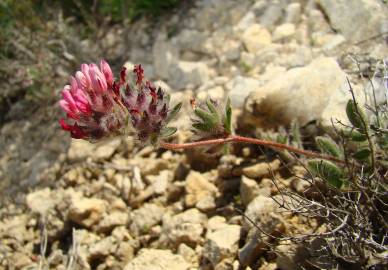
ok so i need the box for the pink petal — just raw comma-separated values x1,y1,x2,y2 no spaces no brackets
90,65,107,93
100,59,113,86
59,100,70,113
81,64,92,87
62,90,76,106
70,76,78,93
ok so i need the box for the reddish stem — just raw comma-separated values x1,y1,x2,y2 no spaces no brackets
159,135,345,165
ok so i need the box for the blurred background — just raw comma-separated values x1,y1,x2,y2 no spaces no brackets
0,0,184,199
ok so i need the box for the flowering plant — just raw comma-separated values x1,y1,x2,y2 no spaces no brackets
59,60,181,143
59,60,347,166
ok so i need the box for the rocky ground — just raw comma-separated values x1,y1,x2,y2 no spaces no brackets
1,0,387,269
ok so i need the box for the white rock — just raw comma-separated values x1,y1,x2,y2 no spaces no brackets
67,138,121,161
206,216,228,236
178,243,198,266
273,23,296,42
203,225,241,266
185,171,218,208
240,176,261,206
124,249,190,270
168,61,210,90
68,197,107,228
317,0,388,42
243,195,284,232
224,40,241,61
242,24,272,53
147,170,173,195
97,211,128,233
243,57,365,128
176,29,208,53
153,34,178,79
129,203,164,236
256,2,283,29
242,159,281,179
197,86,225,102
226,76,261,108
235,11,256,31
160,208,207,248
285,3,301,24
94,138,121,159
321,34,346,52
89,236,116,259
26,188,55,215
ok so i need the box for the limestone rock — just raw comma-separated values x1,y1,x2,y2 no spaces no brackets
26,188,55,215
243,57,364,128
67,138,121,161
226,76,261,108
239,195,286,267
240,176,261,206
273,23,296,42
97,211,129,233
242,159,281,179
317,0,388,42
185,171,218,209
147,170,174,195
168,61,210,90
175,29,207,53
242,24,272,53
160,208,207,248
129,203,164,236
243,195,284,232
197,86,225,102
68,197,107,228
203,225,241,266
124,249,190,270
285,3,301,24
153,34,178,79
178,243,198,266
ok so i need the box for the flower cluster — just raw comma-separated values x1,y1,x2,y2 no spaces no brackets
59,60,180,143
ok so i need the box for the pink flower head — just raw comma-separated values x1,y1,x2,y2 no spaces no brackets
59,60,129,141
60,61,181,144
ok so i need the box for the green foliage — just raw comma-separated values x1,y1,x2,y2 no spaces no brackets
191,99,233,139
315,136,343,158
165,102,182,124
160,127,177,138
224,98,232,134
352,148,371,160
291,120,303,149
346,100,369,131
307,159,344,188
63,0,180,24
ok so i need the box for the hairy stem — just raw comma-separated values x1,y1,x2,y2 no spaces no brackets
159,135,346,165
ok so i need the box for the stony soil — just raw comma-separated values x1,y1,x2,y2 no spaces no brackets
1,0,387,269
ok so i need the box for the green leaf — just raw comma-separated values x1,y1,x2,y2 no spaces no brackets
343,129,368,142
315,136,342,158
307,159,344,188
206,99,219,118
192,122,212,132
291,120,303,149
165,102,182,123
346,100,369,131
194,107,217,126
224,97,232,134
353,148,371,160
160,127,177,138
